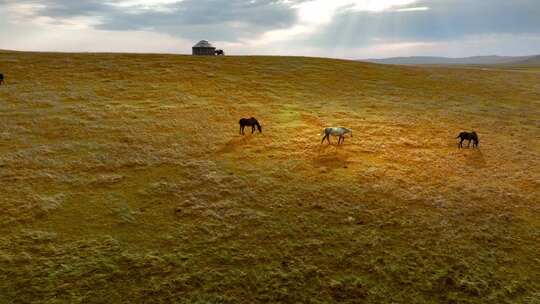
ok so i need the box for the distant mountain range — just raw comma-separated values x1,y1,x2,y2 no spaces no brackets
363,55,540,66
510,55,540,66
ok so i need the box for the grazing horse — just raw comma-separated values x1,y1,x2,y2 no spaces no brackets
215,49,225,56
239,117,262,135
0,73,4,85
321,127,352,144
457,131,479,148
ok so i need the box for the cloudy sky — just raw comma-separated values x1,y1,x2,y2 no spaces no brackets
0,0,539,59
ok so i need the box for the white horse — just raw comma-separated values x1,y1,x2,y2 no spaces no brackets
321,127,352,144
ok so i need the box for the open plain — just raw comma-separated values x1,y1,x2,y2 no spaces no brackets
0,51,539,303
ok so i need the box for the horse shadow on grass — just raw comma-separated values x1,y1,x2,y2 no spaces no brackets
312,144,352,170
215,135,257,155
463,148,487,168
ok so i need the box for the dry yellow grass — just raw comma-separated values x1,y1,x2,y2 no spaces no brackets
0,51,539,303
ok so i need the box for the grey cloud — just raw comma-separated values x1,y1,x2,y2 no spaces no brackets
1,0,308,41
305,0,540,47
95,0,301,40
1,0,539,56
34,0,110,17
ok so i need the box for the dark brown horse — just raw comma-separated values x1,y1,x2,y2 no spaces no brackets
239,117,262,135
457,131,479,148
215,49,225,56
0,73,4,86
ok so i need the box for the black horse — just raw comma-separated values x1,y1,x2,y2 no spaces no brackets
239,117,262,135
0,73,4,85
457,131,479,148
215,49,225,56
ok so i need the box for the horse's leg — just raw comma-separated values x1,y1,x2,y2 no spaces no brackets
467,139,471,148
252,125,255,134
321,134,327,144
459,138,463,148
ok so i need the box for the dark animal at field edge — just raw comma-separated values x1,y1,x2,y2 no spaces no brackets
215,49,225,56
457,131,479,148
239,117,262,135
0,73,4,85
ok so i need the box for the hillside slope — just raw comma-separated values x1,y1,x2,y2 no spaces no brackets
0,52,539,303
511,55,540,66
365,55,537,65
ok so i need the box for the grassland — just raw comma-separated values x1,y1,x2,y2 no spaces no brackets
0,51,539,303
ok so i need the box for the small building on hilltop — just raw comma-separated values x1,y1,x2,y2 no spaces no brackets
192,40,216,56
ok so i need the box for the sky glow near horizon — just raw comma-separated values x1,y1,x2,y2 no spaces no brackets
0,0,539,58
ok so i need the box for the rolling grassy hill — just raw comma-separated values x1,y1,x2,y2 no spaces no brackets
364,55,538,65
0,51,539,303
511,55,540,66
